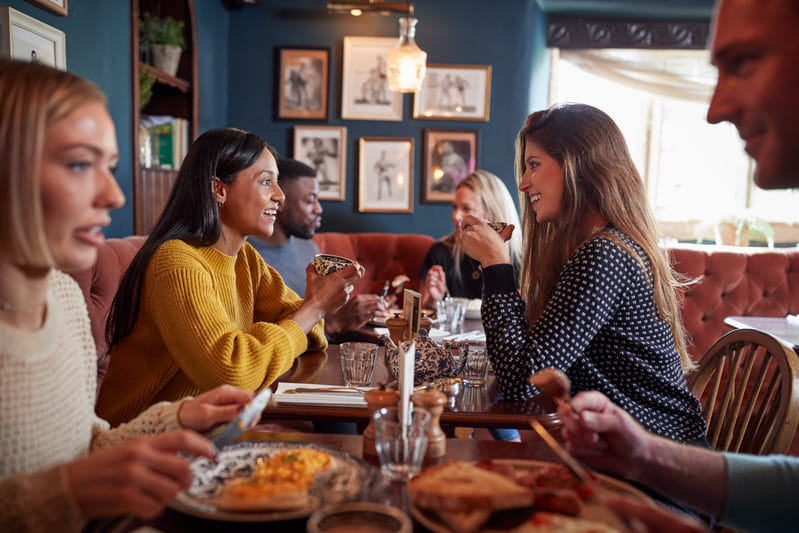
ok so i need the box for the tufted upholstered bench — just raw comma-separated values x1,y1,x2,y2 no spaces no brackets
311,232,435,296
666,243,799,363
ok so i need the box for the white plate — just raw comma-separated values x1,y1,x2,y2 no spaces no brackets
464,298,482,320
170,441,370,522
410,459,653,533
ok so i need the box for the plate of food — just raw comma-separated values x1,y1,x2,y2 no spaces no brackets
408,459,653,533
170,441,370,522
464,298,482,320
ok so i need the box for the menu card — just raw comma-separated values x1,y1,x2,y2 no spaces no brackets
398,340,416,431
402,288,422,340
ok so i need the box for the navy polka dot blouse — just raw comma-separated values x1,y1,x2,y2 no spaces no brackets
481,228,706,443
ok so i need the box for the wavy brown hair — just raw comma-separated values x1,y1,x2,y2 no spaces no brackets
515,103,694,372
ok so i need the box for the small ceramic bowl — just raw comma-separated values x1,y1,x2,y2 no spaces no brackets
306,502,411,533
314,253,355,276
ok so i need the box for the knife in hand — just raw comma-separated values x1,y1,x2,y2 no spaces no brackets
211,387,273,450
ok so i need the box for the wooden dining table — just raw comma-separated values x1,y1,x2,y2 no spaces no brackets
267,343,560,430
100,431,565,533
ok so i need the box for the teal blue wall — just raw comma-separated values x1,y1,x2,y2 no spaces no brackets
3,0,714,238
226,0,544,236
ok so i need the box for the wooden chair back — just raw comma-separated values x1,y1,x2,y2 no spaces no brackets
688,328,799,455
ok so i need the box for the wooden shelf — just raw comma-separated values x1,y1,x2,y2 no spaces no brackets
140,62,190,93
131,0,198,235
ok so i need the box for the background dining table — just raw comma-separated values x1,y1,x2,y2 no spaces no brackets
95,431,564,533
267,343,560,431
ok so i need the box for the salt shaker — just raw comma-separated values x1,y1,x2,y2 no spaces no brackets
363,385,400,456
411,387,447,458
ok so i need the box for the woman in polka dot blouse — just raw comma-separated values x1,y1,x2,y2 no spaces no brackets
461,103,706,445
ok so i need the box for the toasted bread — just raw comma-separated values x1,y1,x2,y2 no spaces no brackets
436,509,493,533
215,478,309,511
409,461,534,513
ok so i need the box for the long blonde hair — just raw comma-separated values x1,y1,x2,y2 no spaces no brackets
0,58,106,267
515,103,694,372
445,170,523,280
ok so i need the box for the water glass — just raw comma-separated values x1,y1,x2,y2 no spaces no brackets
373,407,431,481
436,297,467,334
461,344,489,386
340,342,377,387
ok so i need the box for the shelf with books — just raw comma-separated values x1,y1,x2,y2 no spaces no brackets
131,0,197,235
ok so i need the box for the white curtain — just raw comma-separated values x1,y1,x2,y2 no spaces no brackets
559,49,716,104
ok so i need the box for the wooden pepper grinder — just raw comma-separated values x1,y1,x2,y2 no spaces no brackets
385,312,408,345
419,312,433,334
412,387,447,458
363,384,400,456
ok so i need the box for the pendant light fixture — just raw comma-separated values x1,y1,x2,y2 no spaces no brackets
387,16,427,93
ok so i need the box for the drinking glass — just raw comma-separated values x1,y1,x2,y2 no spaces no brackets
461,344,489,386
340,342,378,387
436,297,467,334
373,407,431,481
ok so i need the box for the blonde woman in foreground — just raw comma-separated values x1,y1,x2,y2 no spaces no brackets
0,58,254,532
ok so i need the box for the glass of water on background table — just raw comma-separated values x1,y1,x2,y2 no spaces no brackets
340,342,377,387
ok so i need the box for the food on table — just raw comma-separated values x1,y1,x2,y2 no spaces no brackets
530,368,572,402
215,448,332,511
410,459,631,533
409,461,534,533
520,511,620,532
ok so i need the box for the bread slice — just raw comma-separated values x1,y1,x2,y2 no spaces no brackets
436,509,493,533
409,461,534,513
215,478,309,512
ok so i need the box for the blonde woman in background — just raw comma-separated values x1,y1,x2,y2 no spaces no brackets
0,58,254,532
420,170,523,307
420,170,523,442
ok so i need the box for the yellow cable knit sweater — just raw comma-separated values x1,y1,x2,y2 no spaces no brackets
97,239,327,426
0,270,183,533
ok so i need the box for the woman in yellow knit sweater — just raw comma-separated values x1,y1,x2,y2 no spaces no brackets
97,128,362,426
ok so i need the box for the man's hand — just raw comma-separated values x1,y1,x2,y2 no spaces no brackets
325,293,389,334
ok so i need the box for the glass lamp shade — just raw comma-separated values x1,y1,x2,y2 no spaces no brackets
387,17,427,93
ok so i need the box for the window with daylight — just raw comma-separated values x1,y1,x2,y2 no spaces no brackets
548,48,799,245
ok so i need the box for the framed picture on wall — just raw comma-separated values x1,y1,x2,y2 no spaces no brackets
25,0,67,16
422,129,478,204
358,137,413,213
0,7,66,69
275,47,329,121
293,125,347,201
341,37,403,121
413,64,492,121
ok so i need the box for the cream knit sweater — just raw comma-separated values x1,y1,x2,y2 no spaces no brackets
0,270,182,533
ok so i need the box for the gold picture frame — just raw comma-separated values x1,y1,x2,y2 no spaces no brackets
413,64,492,121
293,125,347,201
26,0,67,17
422,128,478,204
358,137,413,213
276,47,329,121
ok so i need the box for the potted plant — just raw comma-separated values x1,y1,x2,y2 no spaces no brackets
139,12,185,77
715,212,775,247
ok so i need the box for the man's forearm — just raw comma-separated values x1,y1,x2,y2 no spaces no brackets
634,435,727,519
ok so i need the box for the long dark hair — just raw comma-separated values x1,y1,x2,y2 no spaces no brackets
106,128,274,349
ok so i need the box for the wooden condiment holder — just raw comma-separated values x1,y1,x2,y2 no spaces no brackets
385,312,408,345
363,385,400,456
412,387,447,458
